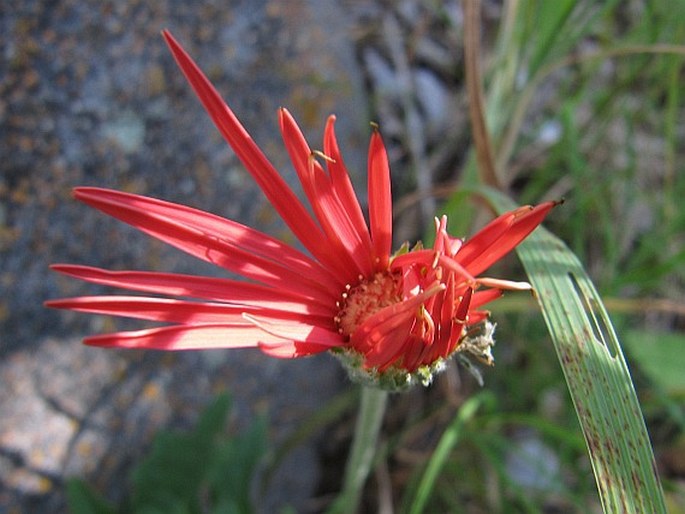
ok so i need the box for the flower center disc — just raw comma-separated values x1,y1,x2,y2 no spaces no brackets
335,271,402,338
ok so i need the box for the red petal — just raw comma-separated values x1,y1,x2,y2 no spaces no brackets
461,202,556,276
77,188,326,277
162,31,344,277
432,287,471,361
391,249,435,271
324,116,373,256
50,264,334,315
279,109,372,278
456,210,517,268
73,187,338,302
258,340,334,358
82,322,285,350
367,129,392,270
307,155,374,277
467,311,489,325
45,296,331,325
278,108,325,211
361,318,417,370
351,283,444,354
243,314,342,347
470,288,503,309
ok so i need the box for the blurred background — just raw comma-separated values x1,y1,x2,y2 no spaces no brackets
1,1,683,513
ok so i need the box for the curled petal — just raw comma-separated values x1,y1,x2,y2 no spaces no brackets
258,340,335,359
243,313,343,348
477,277,533,292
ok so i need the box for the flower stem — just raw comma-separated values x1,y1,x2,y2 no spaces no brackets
327,386,388,514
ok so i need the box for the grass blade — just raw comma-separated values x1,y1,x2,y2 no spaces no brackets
407,393,489,514
479,187,667,514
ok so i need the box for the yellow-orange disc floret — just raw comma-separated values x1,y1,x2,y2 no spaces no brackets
335,272,403,338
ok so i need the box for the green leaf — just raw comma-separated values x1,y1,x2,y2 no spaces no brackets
525,0,577,75
210,497,242,514
131,394,232,512
196,393,232,439
66,479,117,514
623,330,685,395
208,414,268,514
479,187,667,514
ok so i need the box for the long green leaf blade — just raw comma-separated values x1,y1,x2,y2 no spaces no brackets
481,188,667,514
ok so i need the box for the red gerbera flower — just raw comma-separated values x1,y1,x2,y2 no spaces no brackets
46,31,555,389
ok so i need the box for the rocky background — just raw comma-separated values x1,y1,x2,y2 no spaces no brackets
1,1,474,512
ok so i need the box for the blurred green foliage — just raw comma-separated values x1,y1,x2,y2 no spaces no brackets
425,0,684,511
67,394,267,514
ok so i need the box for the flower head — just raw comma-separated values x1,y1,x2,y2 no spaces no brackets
46,31,556,390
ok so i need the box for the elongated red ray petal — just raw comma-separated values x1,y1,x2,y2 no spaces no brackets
162,31,345,276
460,201,556,276
83,322,286,350
74,187,340,292
470,288,503,309
73,188,337,302
456,210,518,267
323,116,373,255
307,166,374,277
89,188,333,280
279,109,370,278
50,264,334,313
277,109,322,211
367,129,392,270
45,296,332,326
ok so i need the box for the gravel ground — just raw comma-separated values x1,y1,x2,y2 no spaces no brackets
1,1,372,512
